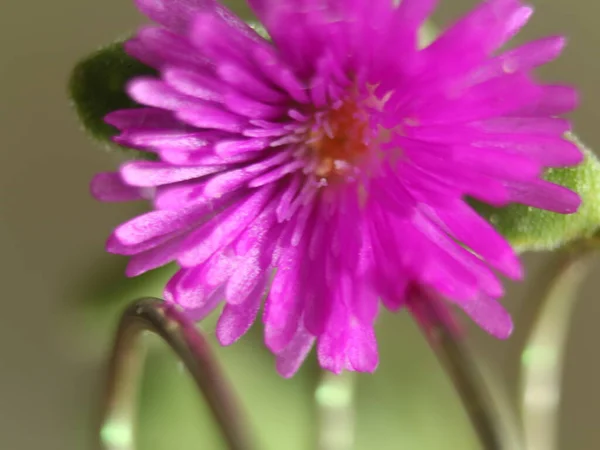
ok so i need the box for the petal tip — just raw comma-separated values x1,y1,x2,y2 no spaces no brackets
105,234,122,254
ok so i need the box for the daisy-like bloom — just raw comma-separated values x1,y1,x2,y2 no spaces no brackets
92,0,582,376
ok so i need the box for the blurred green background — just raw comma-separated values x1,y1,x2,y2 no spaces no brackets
2,0,600,448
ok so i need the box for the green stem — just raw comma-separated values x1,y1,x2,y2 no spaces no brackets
98,298,254,450
519,244,598,450
315,371,357,450
411,296,524,450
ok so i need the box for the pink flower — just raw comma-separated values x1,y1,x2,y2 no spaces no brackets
92,0,581,376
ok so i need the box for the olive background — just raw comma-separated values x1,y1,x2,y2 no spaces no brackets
1,0,599,448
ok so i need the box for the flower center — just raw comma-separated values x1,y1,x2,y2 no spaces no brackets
309,100,371,180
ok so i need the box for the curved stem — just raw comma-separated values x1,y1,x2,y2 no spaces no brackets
315,371,357,450
98,298,255,450
519,245,598,450
411,296,524,450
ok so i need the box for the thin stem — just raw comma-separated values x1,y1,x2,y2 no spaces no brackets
315,371,357,450
98,298,255,450
411,296,524,450
519,245,598,450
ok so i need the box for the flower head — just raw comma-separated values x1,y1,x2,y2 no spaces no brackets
92,0,582,376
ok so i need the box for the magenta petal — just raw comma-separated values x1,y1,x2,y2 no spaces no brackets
125,235,185,276
127,26,212,70
214,138,270,157
314,298,351,374
105,108,182,130
317,330,348,375
216,286,263,346
476,136,582,168
125,36,167,69
153,182,208,210
164,268,224,318
507,179,582,213
349,282,380,325
165,268,203,307
203,169,258,199
458,250,505,299
396,0,438,25
202,253,236,287
188,11,264,64
186,289,224,321
134,0,218,32
248,160,305,188
379,279,409,312
451,294,514,339
516,85,579,117
176,105,247,133
91,172,143,202
347,323,379,373
158,150,236,167
428,0,532,70
120,161,224,187
203,151,290,198
217,62,289,104
498,36,566,72
163,67,224,103
275,175,302,222
111,207,201,246
425,200,522,279
106,232,173,256
128,77,200,111
178,186,274,267
116,130,212,152
452,145,541,181
225,263,267,306
473,117,571,136
224,90,286,120
264,245,303,352
245,0,269,16
275,326,315,378
252,47,310,104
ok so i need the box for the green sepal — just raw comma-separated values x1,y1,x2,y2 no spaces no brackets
69,40,156,158
474,134,600,252
69,23,268,158
248,21,270,40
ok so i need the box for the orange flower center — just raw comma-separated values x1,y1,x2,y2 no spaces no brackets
309,100,370,179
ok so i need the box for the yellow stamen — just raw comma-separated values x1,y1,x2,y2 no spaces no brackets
309,100,369,179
